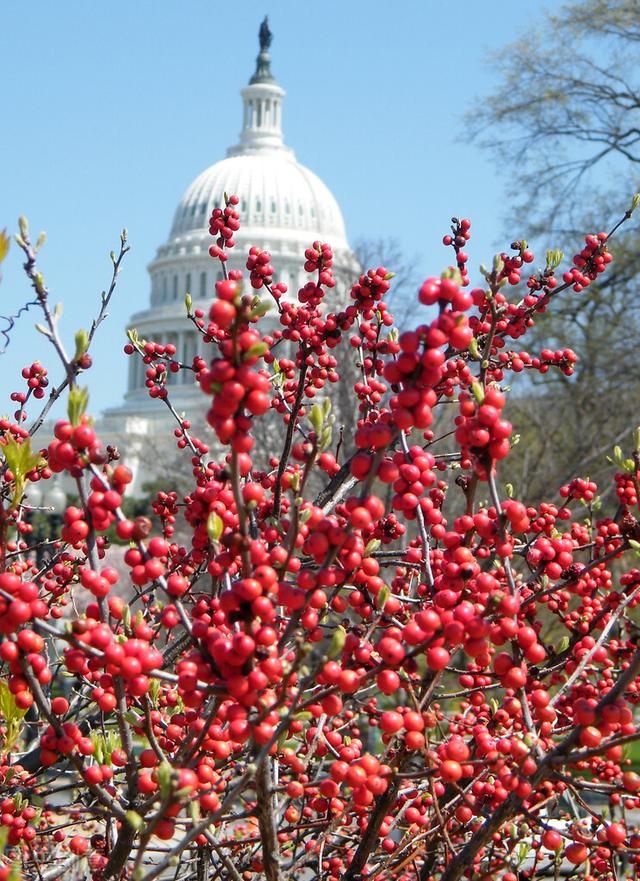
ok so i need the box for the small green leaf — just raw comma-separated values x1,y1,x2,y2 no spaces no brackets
157,761,173,798
556,635,570,654
2,436,44,509
68,386,89,426
244,342,268,361
207,511,224,543
327,624,347,659
376,584,390,611
250,298,272,318
309,403,323,436
185,292,192,315
468,337,480,359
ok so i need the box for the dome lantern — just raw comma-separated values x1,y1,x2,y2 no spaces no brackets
228,16,289,158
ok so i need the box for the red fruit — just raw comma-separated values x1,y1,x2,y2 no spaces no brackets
70,836,89,855
565,843,588,865
440,760,463,782
426,646,450,670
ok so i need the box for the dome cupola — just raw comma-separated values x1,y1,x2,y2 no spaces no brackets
110,17,359,420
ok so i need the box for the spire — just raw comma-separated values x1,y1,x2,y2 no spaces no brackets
250,16,275,84
227,16,293,158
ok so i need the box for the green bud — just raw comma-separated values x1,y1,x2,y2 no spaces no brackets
67,386,89,426
156,761,173,798
125,810,144,830
471,382,485,404
185,292,192,315
0,229,9,264
74,329,89,361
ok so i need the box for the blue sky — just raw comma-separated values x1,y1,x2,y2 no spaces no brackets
0,0,551,417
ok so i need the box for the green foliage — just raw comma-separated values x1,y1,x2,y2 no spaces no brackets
0,681,27,752
2,435,43,508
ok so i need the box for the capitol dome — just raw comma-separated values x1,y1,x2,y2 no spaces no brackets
100,18,358,490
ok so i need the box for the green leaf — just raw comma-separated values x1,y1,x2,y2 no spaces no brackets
468,337,481,359
157,761,173,798
2,435,43,508
364,539,380,556
471,382,485,405
148,677,160,706
184,292,192,315
556,635,570,654
207,511,224,543
327,624,346,659
0,681,27,751
243,342,268,361
309,403,324,436
250,298,272,319
68,386,89,426
376,584,390,611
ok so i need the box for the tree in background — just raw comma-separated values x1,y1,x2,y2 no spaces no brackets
473,0,640,501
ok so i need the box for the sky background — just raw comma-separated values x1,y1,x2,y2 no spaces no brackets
0,0,552,418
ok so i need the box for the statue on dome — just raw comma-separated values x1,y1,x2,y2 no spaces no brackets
259,17,272,52
250,17,275,84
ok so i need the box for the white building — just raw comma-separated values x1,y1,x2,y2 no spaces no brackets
99,18,359,493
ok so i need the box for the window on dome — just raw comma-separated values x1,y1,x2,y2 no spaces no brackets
173,276,178,299
162,277,167,300
298,204,303,215
186,273,191,295
200,271,207,298
310,207,316,218
241,198,247,212
200,203,206,215
257,102,262,127
271,200,276,213
285,202,290,214
256,199,262,213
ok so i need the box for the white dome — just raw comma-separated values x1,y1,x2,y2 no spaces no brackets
170,152,349,247
105,18,359,428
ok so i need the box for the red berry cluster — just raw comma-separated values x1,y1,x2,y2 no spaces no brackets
455,385,512,476
47,419,106,475
246,246,274,289
208,195,240,260
563,232,613,292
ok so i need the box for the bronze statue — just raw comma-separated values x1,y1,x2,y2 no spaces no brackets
259,17,272,52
